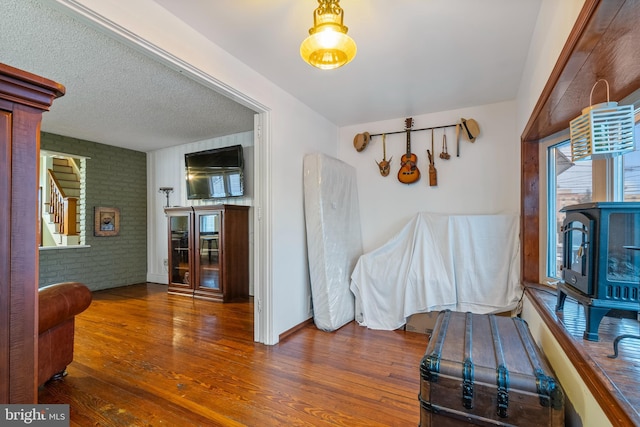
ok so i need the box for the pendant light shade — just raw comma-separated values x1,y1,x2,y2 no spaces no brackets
569,80,635,161
300,0,357,70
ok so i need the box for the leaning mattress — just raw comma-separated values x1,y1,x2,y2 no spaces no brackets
303,153,362,331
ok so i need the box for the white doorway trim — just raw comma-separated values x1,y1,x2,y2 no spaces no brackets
253,113,273,344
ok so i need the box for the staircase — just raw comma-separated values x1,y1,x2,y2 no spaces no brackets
44,158,81,246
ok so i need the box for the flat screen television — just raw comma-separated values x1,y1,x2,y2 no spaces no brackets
185,145,244,200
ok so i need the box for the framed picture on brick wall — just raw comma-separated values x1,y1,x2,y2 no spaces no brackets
94,206,120,237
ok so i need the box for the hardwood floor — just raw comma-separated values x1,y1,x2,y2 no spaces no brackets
38,283,429,426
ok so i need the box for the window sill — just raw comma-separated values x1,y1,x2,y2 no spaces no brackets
524,283,640,426
39,245,91,251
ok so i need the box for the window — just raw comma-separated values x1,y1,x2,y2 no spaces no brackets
623,122,640,201
546,143,592,279
39,151,86,247
546,110,640,279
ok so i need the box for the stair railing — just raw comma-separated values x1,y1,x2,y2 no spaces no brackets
47,169,78,236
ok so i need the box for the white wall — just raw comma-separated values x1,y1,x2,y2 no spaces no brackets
338,101,520,253
146,131,254,286
269,110,338,335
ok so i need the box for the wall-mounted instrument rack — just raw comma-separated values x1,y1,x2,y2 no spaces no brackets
367,122,458,138
354,117,479,159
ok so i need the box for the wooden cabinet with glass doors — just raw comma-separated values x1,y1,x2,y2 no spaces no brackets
164,205,249,302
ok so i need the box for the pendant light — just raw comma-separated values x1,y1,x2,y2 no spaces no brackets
569,80,635,161
300,0,357,70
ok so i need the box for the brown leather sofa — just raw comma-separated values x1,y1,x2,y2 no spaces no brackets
38,282,92,386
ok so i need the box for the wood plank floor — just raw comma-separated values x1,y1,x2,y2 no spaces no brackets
38,283,429,426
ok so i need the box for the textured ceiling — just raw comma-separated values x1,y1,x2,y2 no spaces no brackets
2,0,542,152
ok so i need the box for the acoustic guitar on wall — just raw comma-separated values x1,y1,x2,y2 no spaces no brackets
397,117,420,184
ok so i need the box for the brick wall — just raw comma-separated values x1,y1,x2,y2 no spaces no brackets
39,132,147,290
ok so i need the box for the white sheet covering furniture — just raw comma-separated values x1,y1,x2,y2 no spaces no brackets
303,153,362,331
350,212,521,330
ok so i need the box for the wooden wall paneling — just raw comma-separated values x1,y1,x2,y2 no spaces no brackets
520,140,539,284
0,63,64,403
0,105,11,403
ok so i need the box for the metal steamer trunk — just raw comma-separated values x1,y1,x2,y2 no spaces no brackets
419,310,564,426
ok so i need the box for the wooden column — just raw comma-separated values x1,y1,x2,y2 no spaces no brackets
520,139,539,284
0,63,64,403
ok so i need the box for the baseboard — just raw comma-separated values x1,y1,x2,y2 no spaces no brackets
279,317,314,342
147,273,168,284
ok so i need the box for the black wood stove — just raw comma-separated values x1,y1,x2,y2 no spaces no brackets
556,202,640,341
